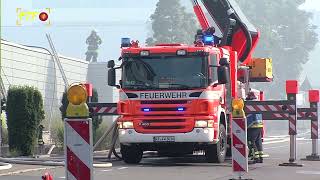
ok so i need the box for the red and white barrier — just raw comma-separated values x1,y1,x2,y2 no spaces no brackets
64,118,93,180
231,117,248,173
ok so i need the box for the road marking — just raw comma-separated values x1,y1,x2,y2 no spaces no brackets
59,177,65,179
296,170,320,175
0,167,56,176
101,169,113,172
117,167,128,170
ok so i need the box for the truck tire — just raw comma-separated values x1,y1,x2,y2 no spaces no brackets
205,124,227,163
121,144,143,164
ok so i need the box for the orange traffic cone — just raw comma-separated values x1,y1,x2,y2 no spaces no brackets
42,172,53,180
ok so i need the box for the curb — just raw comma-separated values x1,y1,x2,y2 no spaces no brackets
0,162,12,171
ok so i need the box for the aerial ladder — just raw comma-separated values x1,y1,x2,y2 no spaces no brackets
46,34,69,88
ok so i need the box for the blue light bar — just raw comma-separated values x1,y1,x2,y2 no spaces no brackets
177,107,185,111
203,35,214,45
143,108,151,112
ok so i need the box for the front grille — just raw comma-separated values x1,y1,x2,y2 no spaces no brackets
135,118,194,133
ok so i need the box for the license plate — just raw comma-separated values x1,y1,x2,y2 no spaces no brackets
153,136,175,142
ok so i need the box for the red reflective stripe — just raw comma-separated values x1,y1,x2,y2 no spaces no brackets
67,121,90,144
232,134,246,157
233,160,245,172
67,147,90,180
234,118,245,131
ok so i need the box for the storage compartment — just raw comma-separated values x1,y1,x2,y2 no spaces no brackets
250,58,273,79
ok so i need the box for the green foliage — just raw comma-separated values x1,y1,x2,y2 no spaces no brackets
91,89,103,142
51,120,64,146
146,0,199,45
6,86,45,156
59,88,103,142
236,0,318,98
59,90,68,120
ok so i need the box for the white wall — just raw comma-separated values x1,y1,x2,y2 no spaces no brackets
1,40,89,121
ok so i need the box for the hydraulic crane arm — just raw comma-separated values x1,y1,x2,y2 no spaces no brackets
191,0,260,64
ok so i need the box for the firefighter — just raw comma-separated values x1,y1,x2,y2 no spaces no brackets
85,30,102,62
246,91,264,163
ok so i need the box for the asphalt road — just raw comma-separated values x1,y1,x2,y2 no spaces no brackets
1,135,320,180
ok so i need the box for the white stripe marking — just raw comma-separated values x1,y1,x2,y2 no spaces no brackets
101,169,113,172
297,170,320,175
65,122,92,169
117,167,128,170
232,120,246,145
268,105,277,111
312,127,317,136
66,171,77,180
231,146,248,171
247,105,256,112
257,105,267,111
289,121,296,132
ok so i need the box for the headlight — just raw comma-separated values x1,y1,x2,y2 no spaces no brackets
195,120,208,128
118,121,134,129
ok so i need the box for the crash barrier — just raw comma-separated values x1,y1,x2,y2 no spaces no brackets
298,90,320,161
245,80,320,166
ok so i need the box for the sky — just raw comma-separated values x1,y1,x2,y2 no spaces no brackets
1,0,320,86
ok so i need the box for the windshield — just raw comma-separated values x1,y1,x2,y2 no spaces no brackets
122,56,208,90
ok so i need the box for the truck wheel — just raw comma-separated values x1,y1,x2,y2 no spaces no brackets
205,124,227,163
121,144,143,164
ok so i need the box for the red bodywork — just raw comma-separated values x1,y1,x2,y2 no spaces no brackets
118,44,238,140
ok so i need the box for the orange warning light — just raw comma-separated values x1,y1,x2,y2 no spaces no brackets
39,12,49,21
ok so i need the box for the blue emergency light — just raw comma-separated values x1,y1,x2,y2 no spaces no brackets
177,107,185,111
121,38,131,47
203,35,214,45
143,108,151,112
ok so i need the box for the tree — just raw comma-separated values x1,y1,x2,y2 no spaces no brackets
59,88,102,141
6,86,45,156
146,0,199,45
236,0,318,98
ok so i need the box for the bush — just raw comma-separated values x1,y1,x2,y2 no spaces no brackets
6,86,45,156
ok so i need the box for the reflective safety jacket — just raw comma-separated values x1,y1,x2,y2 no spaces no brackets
247,113,263,128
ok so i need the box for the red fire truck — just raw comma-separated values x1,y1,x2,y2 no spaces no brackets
107,0,272,164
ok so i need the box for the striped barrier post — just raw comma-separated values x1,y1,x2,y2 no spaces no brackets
65,83,94,180
65,118,93,180
88,103,118,116
305,90,320,161
230,99,251,180
279,80,302,167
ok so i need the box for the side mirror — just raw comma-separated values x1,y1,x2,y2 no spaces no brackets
218,66,230,84
108,68,116,86
219,57,229,66
107,60,115,68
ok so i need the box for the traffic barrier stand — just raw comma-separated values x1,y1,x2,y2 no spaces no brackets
230,99,252,180
300,90,320,161
65,83,93,180
278,81,302,167
245,80,303,167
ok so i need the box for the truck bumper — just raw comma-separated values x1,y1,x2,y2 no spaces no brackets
119,128,215,143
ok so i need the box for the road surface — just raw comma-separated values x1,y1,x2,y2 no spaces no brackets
1,134,320,180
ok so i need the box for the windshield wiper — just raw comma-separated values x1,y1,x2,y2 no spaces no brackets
166,84,195,90
124,84,156,90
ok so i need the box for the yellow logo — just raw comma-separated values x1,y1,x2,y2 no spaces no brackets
16,8,51,26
